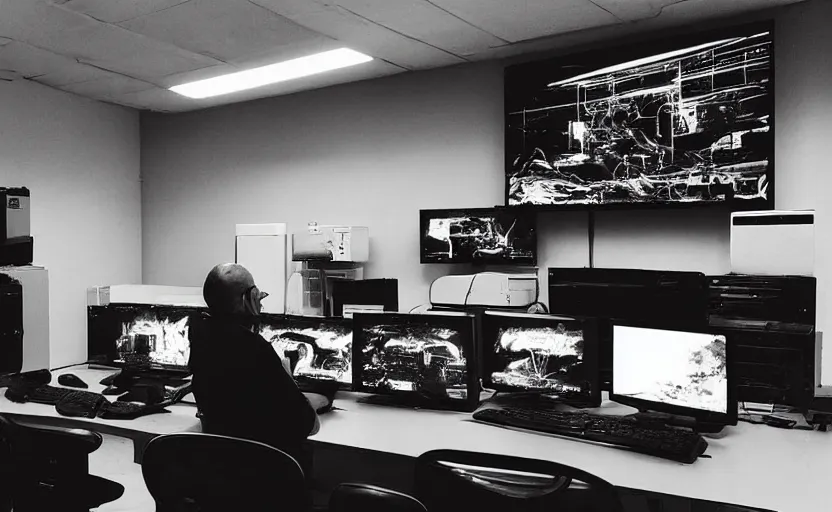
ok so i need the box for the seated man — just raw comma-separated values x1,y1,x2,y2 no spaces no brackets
188,263,320,466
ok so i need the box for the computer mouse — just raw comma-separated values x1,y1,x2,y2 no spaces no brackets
99,371,121,386
102,385,128,396
57,373,88,389
304,392,333,414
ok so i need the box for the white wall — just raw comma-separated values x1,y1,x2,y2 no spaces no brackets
141,0,832,382
0,78,141,368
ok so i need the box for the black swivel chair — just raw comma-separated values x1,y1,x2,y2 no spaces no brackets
141,432,310,512
415,450,624,512
0,414,125,512
329,483,428,512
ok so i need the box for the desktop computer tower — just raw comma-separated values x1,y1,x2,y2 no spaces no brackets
708,274,817,409
0,266,49,373
0,274,23,375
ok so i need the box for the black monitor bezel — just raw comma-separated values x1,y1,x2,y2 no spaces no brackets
351,312,480,412
610,321,737,426
503,21,776,212
419,207,538,266
258,313,354,388
480,310,601,406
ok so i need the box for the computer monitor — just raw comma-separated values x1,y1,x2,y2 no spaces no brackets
88,304,198,374
611,324,736,426
352,312,479,412
548,267,710,391
259,315,352,387
420,208,537,265
481,311,600,406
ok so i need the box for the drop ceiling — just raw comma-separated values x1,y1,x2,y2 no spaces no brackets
0,0,805,112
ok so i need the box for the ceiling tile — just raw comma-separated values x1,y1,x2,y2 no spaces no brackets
0,0,98,42
332,0,506,56
0,39,118,86
427,0,621,42
54,0,190,24
59,74,156,100
109,87,195,112
588,0,683,21
117,0,326,62
28,21,220,80
253,0,464,69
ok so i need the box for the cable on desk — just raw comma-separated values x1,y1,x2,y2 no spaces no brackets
587,210,596,269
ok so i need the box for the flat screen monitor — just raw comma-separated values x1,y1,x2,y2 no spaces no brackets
352,312,479,411
548,267,710,391
505,23,774,210
611,324,736,425
420,208,537,265
88,304,199,373
481,311,600,406
259,315,352,387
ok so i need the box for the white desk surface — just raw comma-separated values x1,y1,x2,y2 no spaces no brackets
315,393,825,512
2,367,824,512
0,367,201,436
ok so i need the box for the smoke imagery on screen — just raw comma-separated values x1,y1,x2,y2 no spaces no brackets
114,308,192,368
421,209,536,264
491,323,588,395
358,323,469,400
260,318,352,385
614,326,728,414
506,30,773,207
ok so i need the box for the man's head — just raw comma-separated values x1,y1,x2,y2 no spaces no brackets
202,263,268,318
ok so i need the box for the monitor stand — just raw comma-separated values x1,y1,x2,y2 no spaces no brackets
488,391,598,410
357,393,467,412
631,410,726,435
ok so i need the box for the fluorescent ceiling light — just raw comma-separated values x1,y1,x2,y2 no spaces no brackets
170,48,373,99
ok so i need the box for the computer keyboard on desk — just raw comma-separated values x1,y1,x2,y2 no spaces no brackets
5,384,75,405
473,407,708,464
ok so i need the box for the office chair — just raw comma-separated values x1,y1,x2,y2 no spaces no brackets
0,414,125,512
141,433,309,512
415,450,624,512
329,483,427,512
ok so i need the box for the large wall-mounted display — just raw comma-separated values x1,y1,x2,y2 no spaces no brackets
420,208,537,265
505,23,774,209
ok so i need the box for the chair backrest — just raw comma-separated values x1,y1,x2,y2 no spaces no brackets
329,483,427,512
141,433,309,512
415,450,623,512
0,414,123,512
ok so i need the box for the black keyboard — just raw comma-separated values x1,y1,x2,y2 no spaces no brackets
473,406,708,464
100,401,169,420
5,384,75,405
56,391,107,418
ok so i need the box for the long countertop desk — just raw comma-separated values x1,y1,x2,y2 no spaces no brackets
2,366,825,512
318,393,824,512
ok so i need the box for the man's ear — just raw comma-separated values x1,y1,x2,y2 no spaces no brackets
243,288,257,315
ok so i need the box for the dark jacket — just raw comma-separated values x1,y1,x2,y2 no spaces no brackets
188,312,317,462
